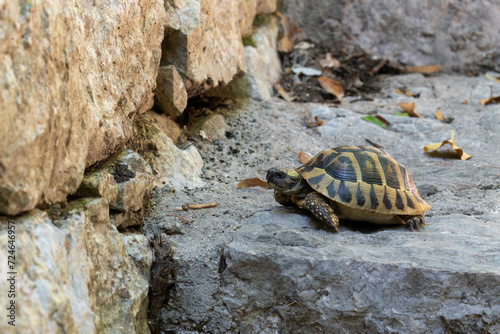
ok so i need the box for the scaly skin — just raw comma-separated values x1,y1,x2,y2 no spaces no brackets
301,192,340,232
274,190,295,207
403,215,425,231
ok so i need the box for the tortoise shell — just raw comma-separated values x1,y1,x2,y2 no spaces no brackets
296,146,431,216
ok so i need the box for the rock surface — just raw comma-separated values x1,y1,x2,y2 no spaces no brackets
107,150,154,213
0,0,165,215
162,0,247,97
145,73,500,332
133,112,204,190
281,0,500,73
155,65,188,117
222,211,500,333
161,0,278,97
212,16,282,101
0,199,152,334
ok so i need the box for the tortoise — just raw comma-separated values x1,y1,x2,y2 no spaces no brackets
266,145,431,232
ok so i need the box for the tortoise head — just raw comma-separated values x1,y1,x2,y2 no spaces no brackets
266,168,307,195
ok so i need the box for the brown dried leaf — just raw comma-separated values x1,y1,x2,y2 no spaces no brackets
319,53,341,69
406,65,443,74
314,116,325,126
237,178,271,189
278,36,294,53
406,91,420,98
275,83,296,102
365,138,383,148
434,109,454,123
485,74,500,83
375,115,390,127
397,102,422,118
299,151,312,164
277,13,301,53
423,130,471,160
479,95,500,106
318,76,344,102
395,89,419,97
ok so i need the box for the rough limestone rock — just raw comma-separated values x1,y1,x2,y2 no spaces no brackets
74,170,119,208
189,114,229,140
106,150,154,212
155,65,188,117
238,0,278,36
110,211,143,229
161,0,277,97
138,110,185,144
0,199,152,334
281,0,500,73
0,0,165,215
243,18,282,101
209,17,281,101
221,210,500,333
162,0,246,97
133,112,204,189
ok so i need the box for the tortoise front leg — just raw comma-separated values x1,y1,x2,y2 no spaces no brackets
274,190,295,206
298,192,340,232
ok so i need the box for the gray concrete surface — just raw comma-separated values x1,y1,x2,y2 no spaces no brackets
145,73,500,333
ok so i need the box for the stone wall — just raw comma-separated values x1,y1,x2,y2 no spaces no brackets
0,0,165,216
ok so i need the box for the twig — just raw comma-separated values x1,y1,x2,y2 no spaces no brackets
165,214,193,224
371,59,387,75
176,202,218,211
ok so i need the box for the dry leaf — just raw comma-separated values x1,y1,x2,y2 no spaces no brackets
314,116,325,126
406,65,443,74
275,83,296,102
320,53,341,69
237,178,271,189
318,76,344,102
485,73,500,83
375,115,390,127
462,100,468,104
304,110,325,128
479,95,500,106
365,138,383,148
406,91,420,98
434,109,454,123
277,36,294,53
277,13,301,53
397,102,422,118
299,151,312,164
395,89,419,97
423,130,472,160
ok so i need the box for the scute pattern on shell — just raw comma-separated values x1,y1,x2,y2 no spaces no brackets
296,146,431,215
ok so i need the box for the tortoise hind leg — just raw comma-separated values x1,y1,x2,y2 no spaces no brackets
400,215,425,231
301,192,340,232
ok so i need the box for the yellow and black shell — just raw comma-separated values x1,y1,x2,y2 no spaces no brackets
296,146,431,216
